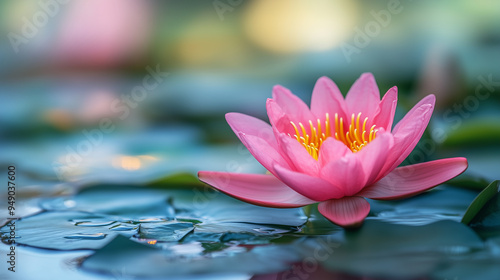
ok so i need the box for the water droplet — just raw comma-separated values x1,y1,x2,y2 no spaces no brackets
110,224,137,231
63,200,77,208
64,233,107,240
74,221,115,227
40,198,76,210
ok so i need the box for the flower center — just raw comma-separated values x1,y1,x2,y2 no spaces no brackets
289,113,378,159
290,113,332,160
334,113,378,153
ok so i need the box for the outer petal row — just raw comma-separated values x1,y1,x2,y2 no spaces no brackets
377,94,436,180
198,172,316,208
358,157,468,200
226,112,292,174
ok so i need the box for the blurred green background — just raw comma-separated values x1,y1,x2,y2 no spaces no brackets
1,1,500,279
1,0,499,187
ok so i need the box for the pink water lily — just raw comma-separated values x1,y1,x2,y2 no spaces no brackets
198,73,467,227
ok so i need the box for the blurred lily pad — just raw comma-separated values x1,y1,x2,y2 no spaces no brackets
447,173,491,190
147,172,205,188
432,258,500,280
462,180,500,229
442,120,500,147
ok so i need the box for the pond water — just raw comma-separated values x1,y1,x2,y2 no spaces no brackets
2,173,500,279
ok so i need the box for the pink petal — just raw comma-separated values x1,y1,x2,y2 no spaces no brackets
277,133,319,176
320,154,366,196
226,112,276,146
318,138,351,167
238,133,292,175
318,197,370,228
345,73,380,119
358,157,468,200
372,86,398,132
266,99,295,136
272,85,314,123
310,76,347,121
198,172,316,208
377,95,436,180
225,113,291,173
355,132,393,186
266,98,284,127
273,164,344,201
393,94,436,133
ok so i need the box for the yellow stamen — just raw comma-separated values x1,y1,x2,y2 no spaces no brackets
290,112,379,159
290,114,332,160
291,122,300,137
334,112,379,153
309,120,315,144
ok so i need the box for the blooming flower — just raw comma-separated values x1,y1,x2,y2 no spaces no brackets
198,73,467,227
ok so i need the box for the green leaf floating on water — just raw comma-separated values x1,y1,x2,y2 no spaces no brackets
0,212,130,250
39,184,307,226
367,186,478,226
318,220,484,278
82,235,305,277
442,121,500,148
462,180,500,227
137,221,194,242
39,184,176,221
3,184,306,250
446,173,491,190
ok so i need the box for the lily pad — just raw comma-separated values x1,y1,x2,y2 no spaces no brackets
369,186,479,225
9,184,307,250
137,221,194,242
462,180,500,227
319,220,484,278
193,222,293,245
81,235,304,277
168,188,308,227
41,184,307,227
39,185,175,221
0,212,126,250
447,173,491,190
432,258,500,280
